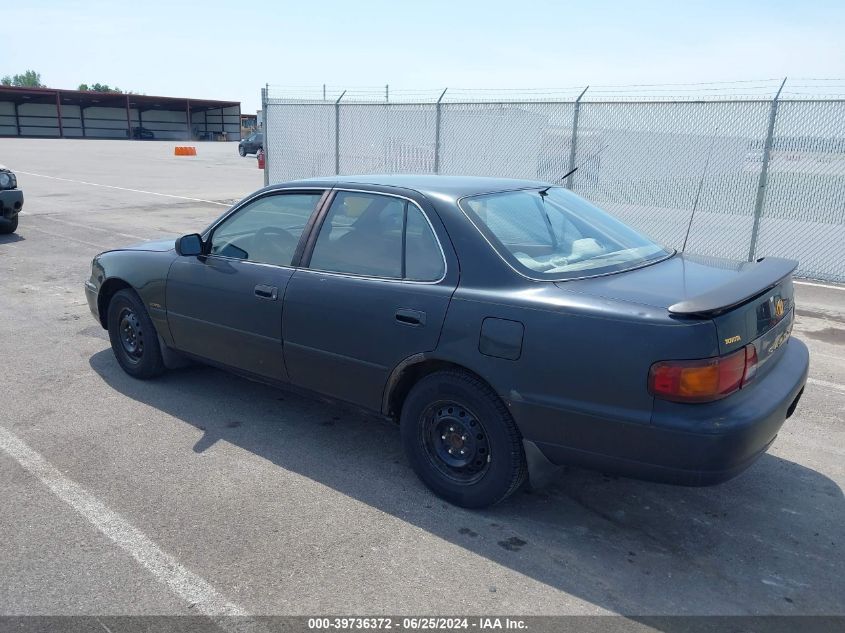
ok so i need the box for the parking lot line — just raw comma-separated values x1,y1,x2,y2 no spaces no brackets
22,224,111,250
795,280,845,291
15,170,231,207
0,425,250,622
32,214,147,242
807,377,845,394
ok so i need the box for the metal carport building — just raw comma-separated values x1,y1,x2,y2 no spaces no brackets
0,86,241,140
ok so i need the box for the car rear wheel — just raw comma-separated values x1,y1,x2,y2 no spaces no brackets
107,289,165,379
0,215,18,234
238,145,246,157
400,369,527,508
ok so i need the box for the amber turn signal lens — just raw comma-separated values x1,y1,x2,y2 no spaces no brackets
649,346,755,403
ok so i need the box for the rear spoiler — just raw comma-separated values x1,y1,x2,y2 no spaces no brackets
668,257,798,317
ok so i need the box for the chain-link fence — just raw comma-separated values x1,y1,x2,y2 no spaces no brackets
263,81,845,282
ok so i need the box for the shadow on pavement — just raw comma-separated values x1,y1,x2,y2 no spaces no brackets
89,350,844,618
0,232,25,245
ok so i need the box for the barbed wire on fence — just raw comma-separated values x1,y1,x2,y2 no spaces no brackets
265,78,845,104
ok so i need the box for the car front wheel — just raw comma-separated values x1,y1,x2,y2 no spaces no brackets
238,145,246,157
107,289,165,379
400,369,527,508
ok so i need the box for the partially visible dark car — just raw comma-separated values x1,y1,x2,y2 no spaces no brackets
84,176,808,507
0,164,23,234
131,127,155,140
238,132,263,156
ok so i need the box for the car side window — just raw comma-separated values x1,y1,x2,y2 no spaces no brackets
209,192,323,267
308,191,444,281
405,206,445,281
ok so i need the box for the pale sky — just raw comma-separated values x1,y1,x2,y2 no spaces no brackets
5,0,844,112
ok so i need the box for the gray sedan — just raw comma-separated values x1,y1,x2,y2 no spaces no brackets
84,176,808,507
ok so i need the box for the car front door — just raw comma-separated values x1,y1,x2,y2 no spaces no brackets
282,189,458,411
166,189,326,380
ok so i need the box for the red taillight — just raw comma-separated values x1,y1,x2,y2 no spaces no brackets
648,344,758,403
743,343,758,384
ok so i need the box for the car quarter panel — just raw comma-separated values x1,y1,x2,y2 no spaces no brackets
430,283,720,458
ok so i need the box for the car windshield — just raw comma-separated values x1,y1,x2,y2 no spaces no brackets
459,187,672,280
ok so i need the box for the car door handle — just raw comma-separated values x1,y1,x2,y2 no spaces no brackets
395,308,425,326
254,284,278,300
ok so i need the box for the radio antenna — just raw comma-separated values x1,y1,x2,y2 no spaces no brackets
560,143,609,185
681,128,719,252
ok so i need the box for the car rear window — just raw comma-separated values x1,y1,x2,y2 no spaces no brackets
459,187,672,280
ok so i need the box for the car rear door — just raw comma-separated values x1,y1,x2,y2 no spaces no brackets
282,188,458,411
166,189,327,380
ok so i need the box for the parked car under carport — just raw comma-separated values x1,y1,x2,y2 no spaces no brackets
239,132,263,156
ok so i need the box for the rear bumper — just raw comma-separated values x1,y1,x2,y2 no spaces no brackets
0,189,23,219
519,337,809,486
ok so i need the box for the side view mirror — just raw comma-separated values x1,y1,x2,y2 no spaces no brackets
175,233,204,256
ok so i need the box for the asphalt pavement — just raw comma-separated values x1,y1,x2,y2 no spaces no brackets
0,139,843,620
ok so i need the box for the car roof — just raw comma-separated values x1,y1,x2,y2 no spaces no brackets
278,174,551,200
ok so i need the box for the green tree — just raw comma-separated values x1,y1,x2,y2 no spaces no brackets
1,70,44,87
78,83,123,93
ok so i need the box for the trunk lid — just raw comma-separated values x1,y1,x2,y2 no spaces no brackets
559,253,797,366
709,275,795,376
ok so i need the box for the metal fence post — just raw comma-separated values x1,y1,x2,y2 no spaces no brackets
334,90,346,175
261,84,269,186
748,77,787,261
565,85,589,189
433,88,448,174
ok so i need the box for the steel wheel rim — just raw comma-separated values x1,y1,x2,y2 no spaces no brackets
420,400,491,485
118,307,144,363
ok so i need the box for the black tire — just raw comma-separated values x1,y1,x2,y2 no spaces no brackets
400,369,527,508
0,214,18,234
107,289,165,379
238,145,246,157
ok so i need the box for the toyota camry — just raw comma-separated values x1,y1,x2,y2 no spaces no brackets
85,176,809,507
